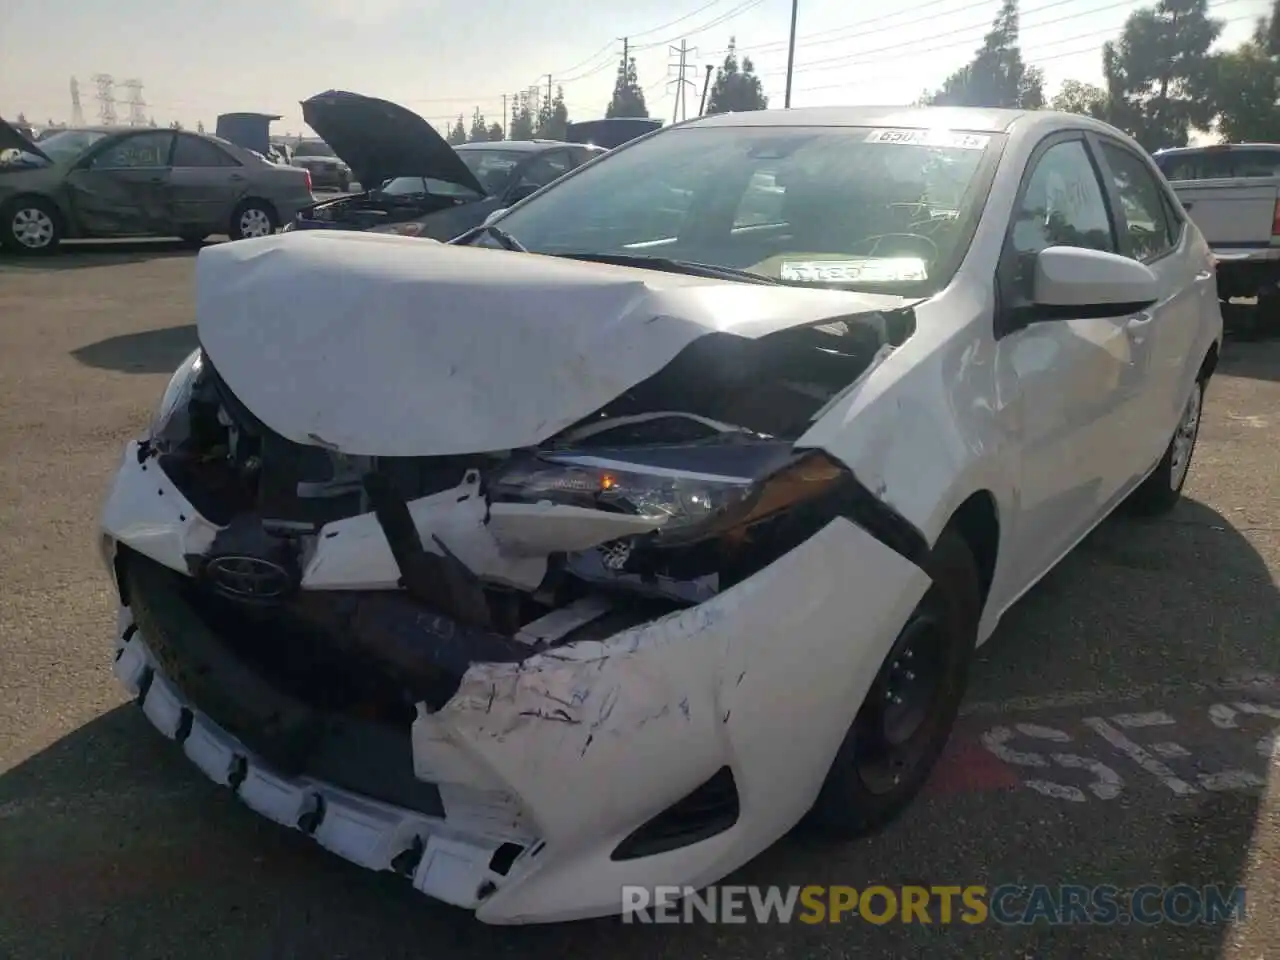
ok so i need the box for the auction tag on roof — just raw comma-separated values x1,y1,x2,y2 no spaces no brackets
864,129,990,150
780,258,928,283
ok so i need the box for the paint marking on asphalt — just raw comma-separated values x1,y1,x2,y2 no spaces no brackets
1081,716,1199,796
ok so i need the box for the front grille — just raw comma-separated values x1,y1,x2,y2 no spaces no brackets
123,548,445,816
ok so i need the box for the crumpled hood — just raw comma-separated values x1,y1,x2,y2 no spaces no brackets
195,231,907,457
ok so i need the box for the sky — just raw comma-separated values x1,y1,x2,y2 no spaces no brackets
0,0,1272,137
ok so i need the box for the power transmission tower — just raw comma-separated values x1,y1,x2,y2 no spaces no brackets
121,79,147,126
69,77,85,125
91,74,117,124
667,40,698,124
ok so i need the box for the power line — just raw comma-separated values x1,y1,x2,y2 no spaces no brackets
634,0,768,51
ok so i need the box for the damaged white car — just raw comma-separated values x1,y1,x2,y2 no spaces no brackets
99,106,1222,924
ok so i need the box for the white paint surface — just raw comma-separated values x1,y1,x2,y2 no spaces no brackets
194,231,905,457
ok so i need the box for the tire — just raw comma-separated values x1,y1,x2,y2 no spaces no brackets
805,527,982,839
1125,377,1205,517
1,195,63,254
228,200,277,241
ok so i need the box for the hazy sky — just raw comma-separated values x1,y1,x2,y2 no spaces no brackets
0,0,1269,136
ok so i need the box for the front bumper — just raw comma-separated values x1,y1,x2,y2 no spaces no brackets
100,440,928,923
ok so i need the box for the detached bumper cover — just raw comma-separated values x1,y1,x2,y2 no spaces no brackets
101,441,929,923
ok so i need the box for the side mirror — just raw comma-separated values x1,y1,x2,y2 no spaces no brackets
482,208,508,227
506,183,539,203
1030,246,1159,319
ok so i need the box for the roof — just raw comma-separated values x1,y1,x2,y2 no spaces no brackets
1155,142,1280,154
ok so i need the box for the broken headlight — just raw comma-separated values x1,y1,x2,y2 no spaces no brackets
488,441,847,544
149,347,205,446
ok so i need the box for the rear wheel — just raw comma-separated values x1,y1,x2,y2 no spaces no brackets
229,200,277,241
1,196,62,254
805,528,981,839
1125,378,1205,516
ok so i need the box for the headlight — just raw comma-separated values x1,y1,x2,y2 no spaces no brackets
149,348,205,444
488,442,845,545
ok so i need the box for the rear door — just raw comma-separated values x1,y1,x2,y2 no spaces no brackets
64,130,175,236
1093,135,1209,481
169,134,247,234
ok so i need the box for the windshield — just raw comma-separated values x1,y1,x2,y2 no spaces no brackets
294,141,336,158
457,149,526,194
484,126,998,292
26,128,110,163
380,175,483,199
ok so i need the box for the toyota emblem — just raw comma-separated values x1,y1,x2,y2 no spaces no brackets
204,555,293,599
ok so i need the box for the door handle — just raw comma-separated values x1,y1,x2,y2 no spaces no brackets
1196,269,1213,281
229,173,245,181
149,176,164,183
1126,312,1154,328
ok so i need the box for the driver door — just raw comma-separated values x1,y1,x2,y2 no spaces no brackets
65,131,175,236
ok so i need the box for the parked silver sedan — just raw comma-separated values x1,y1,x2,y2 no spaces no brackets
0,121,315,253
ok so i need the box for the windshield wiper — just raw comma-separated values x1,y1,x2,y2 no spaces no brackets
452,223,527,252
551,252,782,285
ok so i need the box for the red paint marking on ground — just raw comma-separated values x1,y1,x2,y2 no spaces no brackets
923,734,1021,794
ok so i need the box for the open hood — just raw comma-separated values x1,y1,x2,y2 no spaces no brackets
300,90,485,195
0,116,50,163
194,231,909,458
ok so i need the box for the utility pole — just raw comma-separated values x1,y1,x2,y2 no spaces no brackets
667,40,698,124
698,63,714,116
545,74,553,113
783,0,799,108
502,94,507,139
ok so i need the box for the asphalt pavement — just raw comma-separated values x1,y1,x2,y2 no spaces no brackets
0,241,1277,959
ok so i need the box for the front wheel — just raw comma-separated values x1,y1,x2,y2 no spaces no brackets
805,528,981,839
228,200,277,241
1125,379,1204,516
1,196,63,254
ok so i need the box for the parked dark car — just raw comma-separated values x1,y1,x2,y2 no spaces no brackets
0,120,314,252
292,138,352,191
283,90,605,240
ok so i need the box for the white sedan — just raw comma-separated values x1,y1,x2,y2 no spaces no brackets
98,105,1221,924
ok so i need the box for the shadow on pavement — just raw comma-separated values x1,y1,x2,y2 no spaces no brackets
0,502,1274,958
0,239,211,272
1218,337,1280,383
70,324,198,374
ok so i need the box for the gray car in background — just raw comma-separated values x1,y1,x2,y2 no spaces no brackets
0,120,315,253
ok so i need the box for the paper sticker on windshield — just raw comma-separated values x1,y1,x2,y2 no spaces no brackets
864,129,990,150
780,258,928,283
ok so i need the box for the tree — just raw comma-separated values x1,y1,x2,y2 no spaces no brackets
447,115,467,145
1208,8,1280,142
509,92,536,139
468,108,491,142
1051,79,1110,118
926,0,1043,108
1100,0,1222,150
169,120,184,130
196,121,205,134
605,56,650,118
16,112,27,124
535,85,570,139
487,121,505,141
705,38,769,114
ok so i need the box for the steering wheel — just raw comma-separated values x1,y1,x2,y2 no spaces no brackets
850,232,939,260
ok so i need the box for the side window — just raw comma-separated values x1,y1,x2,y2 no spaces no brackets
1099,141,1173,261
518,151,573,190
1229,148,1280,178
173,136,240,168
1199,151,1234,179
1011,139,1115,259
89,132,174,169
